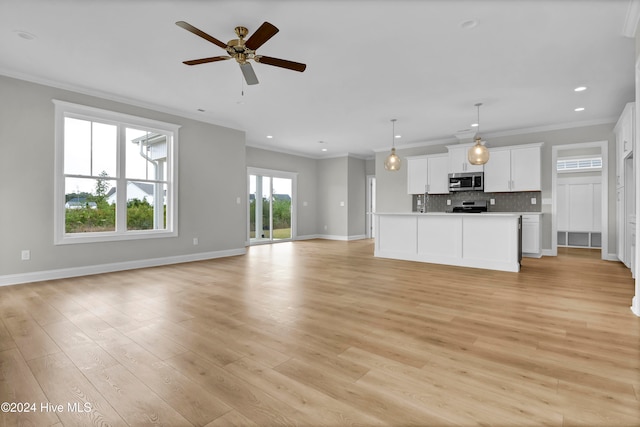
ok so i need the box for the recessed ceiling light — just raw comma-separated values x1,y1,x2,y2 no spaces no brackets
460,19,478,29
395,135,402,139
266,135,273,139
574,86,587,92
14,30,36,40
471,123,479,128
574,107,585,112
321,148,328,152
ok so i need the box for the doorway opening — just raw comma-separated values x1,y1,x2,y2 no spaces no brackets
366,175,376,239
248,168,297,245
551,141,608,259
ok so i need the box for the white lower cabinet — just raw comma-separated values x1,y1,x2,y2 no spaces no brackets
521,214,541,257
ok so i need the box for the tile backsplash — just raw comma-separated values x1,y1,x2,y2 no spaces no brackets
413,191,542,213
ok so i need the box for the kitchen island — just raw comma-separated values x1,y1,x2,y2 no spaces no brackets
375,212,522,272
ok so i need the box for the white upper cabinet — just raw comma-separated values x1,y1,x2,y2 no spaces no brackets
407,154,450,194
484,143,542,192
407,156,429,194
484,149,511,192
427,154,450,194
447,144,484,173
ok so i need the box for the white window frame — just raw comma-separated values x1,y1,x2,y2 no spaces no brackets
53,100,180,244
557,156,603,173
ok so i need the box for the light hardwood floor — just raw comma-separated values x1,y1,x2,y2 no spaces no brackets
1,240,638,426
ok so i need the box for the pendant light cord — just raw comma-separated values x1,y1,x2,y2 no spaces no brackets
391,118,397,148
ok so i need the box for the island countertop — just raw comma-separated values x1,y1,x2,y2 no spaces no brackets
374,212,522,272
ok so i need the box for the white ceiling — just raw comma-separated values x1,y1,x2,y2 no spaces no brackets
0,0,636,158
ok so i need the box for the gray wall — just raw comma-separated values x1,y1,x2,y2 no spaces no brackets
246,149,369,240
375,123,617,253
317,157,349,237
348,157,366,237
0,75,246,277
246,146,318,238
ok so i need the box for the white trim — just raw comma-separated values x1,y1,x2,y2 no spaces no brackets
0,248,246,287
295,234,322,240
372,120,616,154
53,100,180,245
247,167,297,245
551,140,609,259
315,234,367,241
606,253,621,262
623,0,640,38
633,57,640,316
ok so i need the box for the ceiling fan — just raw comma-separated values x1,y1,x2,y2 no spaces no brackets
176,20,307,85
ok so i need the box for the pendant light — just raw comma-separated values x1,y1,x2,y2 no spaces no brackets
384,119,401,171
468,103,490,165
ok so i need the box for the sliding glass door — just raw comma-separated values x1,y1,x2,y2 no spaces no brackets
248,168,295,244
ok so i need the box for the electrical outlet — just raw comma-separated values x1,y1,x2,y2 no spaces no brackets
303,201,308,207
21,250,30,261
447,200,451,206
490,199,496,205
531,197,537,205
236,197,241,204
340,201,345,207
324,225,328,230
193,237,199,246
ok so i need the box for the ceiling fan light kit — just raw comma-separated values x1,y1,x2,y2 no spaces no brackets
468,103,489,165
176,20,306,85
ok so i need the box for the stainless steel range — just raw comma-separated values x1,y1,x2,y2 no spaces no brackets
447,200,488,213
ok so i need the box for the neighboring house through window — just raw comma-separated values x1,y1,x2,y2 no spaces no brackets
53,100,179,244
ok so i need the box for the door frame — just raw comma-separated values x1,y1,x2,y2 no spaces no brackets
551,140,608,259
247,167,298,245
366,174,376,238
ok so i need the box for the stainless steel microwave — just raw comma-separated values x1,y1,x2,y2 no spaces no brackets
448,172,484,192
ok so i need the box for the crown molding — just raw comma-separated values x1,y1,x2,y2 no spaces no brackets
1,69,617,161
0,68,245,132
375,118,616,153
246,142,373,161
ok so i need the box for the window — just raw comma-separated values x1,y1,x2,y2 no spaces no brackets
557,156,602,172
54,100,179,244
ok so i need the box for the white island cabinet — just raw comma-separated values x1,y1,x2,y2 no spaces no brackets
375,213,521,272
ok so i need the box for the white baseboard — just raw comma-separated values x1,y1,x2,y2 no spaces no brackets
0,248,246,287
631,296,640,317
295,234,321,240
313,234,367,241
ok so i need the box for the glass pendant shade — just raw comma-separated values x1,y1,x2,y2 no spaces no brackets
384,118,401,171
467,103,489,165
385,147,401,171
468,137,489,165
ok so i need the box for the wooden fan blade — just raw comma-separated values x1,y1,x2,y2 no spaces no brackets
183,56,231,66
256,56,306,72
245,22,279,50
240,63,259,85
176,21,227,50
